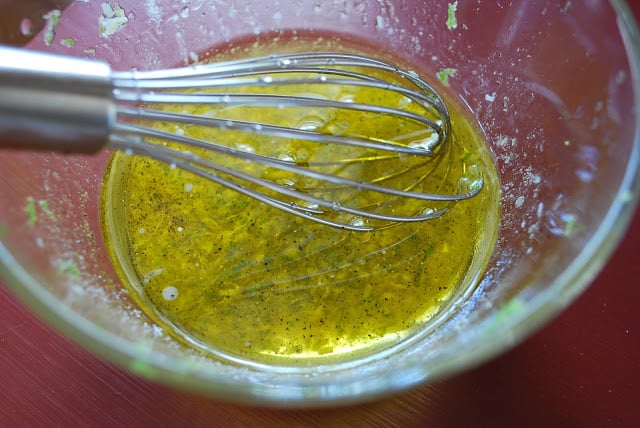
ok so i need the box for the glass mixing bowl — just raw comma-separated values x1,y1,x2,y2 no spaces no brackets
1,0,639,406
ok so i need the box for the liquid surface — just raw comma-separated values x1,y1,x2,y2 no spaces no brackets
101,40,500,366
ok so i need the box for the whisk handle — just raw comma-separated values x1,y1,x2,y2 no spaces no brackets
0,45,114,153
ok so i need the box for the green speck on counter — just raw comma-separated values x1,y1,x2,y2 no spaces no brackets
42,9,61,46
38,199,57,221
0,223,7,238
437,68,457,87
60,37,75,48
25,196,37,228
446,1,458,30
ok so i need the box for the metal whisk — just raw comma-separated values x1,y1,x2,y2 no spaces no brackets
0,45,482,231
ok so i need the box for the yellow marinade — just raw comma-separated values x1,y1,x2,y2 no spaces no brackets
101,41,500,365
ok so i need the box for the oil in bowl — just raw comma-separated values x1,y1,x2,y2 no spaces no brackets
100,36,500,368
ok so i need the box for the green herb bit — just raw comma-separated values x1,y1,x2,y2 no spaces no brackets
437,68,457,87
25,196,38,228
60,37,75,48
564,214,577,237
43,9,61,46
619,191,633,203
129,359,156,378
487,298,525,332
60,260,80,276
446,1,458,30
38,199,57,221
99,2,129,37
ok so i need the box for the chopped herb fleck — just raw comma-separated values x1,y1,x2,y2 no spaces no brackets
25,196,37,228
60,260,81,276
130,359,156,377
619,191,633,203
488,298,525,331
564,214,577,237
446,1,458,30
60,37,75,48
99,2,129,37
42,9,61,46
437,68,457,87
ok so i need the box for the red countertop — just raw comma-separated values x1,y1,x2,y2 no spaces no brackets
2,8,640,428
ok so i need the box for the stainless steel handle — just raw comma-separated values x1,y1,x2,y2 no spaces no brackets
0,45,115,153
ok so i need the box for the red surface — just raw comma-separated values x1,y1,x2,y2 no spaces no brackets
2,10,640,428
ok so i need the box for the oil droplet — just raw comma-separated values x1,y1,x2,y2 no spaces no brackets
421,207,436,217
162,286,179,301
349,217,365,227
297,115,326,131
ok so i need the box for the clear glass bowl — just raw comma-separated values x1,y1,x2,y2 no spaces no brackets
1,0,639,406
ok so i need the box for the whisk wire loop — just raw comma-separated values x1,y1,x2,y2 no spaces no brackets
106,53,482,230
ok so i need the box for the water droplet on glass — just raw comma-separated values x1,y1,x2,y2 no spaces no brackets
20,18,33,36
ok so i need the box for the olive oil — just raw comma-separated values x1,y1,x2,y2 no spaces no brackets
101,39,500,366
